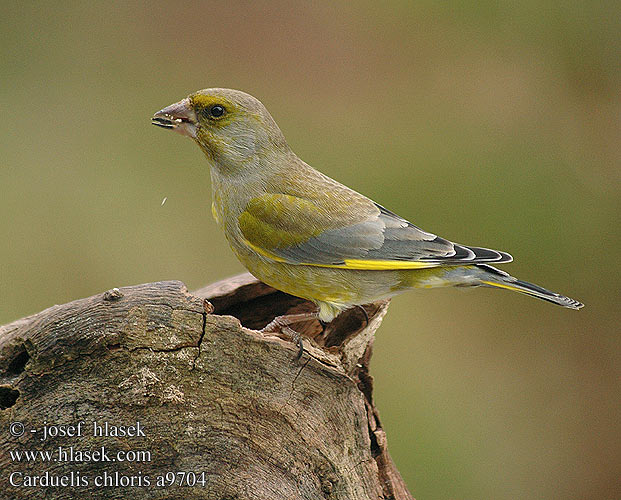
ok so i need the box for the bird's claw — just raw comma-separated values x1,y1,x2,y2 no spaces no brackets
261,312,319,361
281,325,304,360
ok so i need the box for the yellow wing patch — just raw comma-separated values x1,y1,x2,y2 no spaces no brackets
338,259,438,270
211,202,220,224
243,239,288,262
480,280,523,292
243,239,440,270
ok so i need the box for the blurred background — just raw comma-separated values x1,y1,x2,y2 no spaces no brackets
1,1,619,498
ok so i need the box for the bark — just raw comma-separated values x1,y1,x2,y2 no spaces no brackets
0,274,413,500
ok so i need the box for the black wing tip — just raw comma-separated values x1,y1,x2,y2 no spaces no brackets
424,245,513,264
498,250,513,263
469,246,513,263
418,245,513,265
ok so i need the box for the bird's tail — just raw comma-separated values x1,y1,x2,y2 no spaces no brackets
476,264,583,310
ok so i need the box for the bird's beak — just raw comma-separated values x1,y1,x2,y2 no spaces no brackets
152,98,198,138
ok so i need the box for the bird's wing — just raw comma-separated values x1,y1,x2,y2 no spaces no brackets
238,194,512,270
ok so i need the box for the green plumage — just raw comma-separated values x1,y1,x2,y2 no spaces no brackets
239,195,323,250
152,88,583,321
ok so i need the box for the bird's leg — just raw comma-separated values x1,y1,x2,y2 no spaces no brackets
261,311,320,360
355,305,370,328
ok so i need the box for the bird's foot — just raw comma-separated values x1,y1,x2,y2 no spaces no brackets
354,305,369,328
261,312,320,360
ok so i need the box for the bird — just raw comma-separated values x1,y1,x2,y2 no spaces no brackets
152,88,582,345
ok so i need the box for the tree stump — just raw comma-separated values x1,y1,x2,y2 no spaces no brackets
0,274,413,499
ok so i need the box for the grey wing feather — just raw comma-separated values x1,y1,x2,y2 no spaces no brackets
369,205,513,263
275,203,512,266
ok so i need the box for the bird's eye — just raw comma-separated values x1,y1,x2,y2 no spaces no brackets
209,105,225,118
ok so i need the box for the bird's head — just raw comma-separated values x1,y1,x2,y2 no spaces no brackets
152,88,288,171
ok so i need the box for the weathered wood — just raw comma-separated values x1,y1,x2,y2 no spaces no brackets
0,274,413,499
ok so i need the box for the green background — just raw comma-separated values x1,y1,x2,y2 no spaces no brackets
1,2,619,498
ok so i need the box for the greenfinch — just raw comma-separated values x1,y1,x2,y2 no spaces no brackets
152,88,582,326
